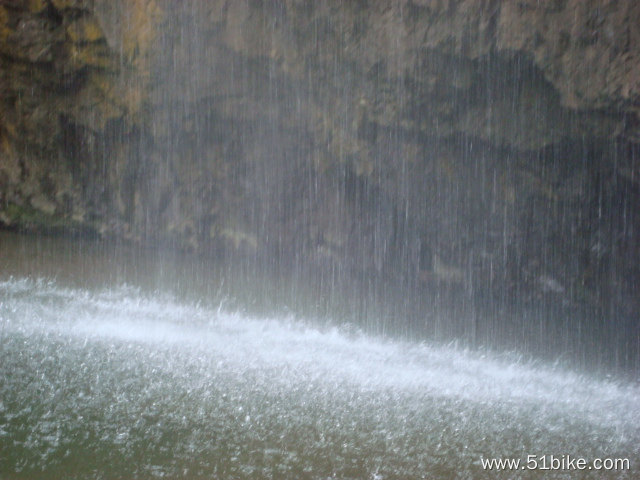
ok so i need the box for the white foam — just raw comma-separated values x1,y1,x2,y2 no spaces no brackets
1,277,638,433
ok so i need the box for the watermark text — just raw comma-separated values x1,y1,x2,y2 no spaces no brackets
481,454,630,472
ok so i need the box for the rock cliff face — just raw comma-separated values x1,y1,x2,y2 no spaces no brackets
1,1,638,365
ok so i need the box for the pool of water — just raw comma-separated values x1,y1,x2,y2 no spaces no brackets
1,272,638,479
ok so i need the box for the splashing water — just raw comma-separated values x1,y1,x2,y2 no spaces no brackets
0,278,638,479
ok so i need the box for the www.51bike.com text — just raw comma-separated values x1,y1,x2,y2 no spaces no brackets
481,454,630,472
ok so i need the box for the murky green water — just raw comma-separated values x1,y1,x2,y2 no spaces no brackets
0,232,638,479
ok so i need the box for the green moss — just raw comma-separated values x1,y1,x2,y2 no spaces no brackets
1,202,96,237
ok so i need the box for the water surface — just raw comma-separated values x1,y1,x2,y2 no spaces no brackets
0,233,638,479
